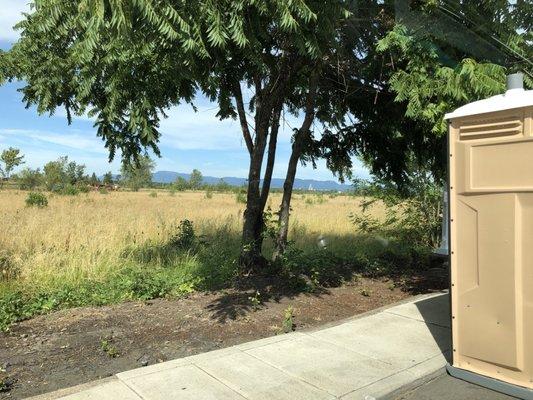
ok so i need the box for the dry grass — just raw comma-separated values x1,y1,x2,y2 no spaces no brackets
0,189,385,289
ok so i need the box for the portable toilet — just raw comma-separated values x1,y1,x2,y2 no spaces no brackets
445,72,533,399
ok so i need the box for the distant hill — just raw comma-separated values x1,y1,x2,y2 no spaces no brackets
152,171,352,191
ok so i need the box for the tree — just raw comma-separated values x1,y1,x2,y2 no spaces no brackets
0,147,25,179
43,157,68,191
215,178,231,192
66,160,86,185
174,176,189,192
102,172,114,185
43,156,86,191
340,0,531,188
17,167,42,190
275,0,530,255
89,172,100,186
120,155,155,191
2,0,354,271
189,169,203,190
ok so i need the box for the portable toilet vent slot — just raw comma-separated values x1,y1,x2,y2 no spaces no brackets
445,72,533,399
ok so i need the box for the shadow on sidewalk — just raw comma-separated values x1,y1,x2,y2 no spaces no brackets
415,293,452,362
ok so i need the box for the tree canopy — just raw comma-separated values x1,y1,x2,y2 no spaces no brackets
0,147,25,179
120,155,155,191
342,0,532,187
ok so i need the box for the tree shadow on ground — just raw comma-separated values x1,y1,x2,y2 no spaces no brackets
204,242,448,324
125,228,448,324
205,275,332,323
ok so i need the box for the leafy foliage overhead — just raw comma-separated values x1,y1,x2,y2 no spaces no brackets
2,0,350,164
330,0,532,187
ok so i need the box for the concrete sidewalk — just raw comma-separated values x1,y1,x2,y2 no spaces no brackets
30,293,451,400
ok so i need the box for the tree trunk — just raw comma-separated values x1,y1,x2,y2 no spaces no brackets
235,60,293,272
273,75,318,260
240,129,268,272
272,135,304,260
240,167,265,270
260,104,282,209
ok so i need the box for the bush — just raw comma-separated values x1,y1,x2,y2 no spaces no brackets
18,168,42,190
77,184,90,193
170,219,196,248
149,191,157,198
279,246,348,288
56,184,79,196
235,190,246,204
205,189,213,199
98,187,109,194
351,172,442,249
25,192,48,207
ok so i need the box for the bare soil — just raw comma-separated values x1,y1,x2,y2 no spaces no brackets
0,271,447,399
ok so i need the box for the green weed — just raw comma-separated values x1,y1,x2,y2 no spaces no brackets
100,339,119,358
282,306,294,333
248,291,261,311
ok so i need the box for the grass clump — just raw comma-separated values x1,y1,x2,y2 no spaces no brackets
0,250,18,281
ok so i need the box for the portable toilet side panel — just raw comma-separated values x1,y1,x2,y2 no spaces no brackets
449,96,533,389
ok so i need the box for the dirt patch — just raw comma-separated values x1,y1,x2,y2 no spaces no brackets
0,272,447,399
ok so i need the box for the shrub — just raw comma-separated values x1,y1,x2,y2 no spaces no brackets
235,190,246,204
18,168,42,190
77,184,90,193
170,219,196,248
280,246,349,287
205,189,213,199
56,184,80,196
25,192,48,207
351,172,442,249
149,191,157,198
98,187,109,194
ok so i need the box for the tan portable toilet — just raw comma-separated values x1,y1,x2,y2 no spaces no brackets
445,73,533,399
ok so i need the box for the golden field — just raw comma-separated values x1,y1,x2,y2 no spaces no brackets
0,189,384,289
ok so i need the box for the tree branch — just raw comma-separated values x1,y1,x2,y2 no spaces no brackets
233,82,254,155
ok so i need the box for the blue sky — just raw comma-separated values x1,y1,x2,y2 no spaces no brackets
0,1,369,181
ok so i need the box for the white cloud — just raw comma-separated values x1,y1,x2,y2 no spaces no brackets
158,103,303,152
159,105,245,151
0,128,106,154
0,1,30,42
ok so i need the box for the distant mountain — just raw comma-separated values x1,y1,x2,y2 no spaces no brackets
152,171,352,191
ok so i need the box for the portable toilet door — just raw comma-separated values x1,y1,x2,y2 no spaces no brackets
445,73,533,399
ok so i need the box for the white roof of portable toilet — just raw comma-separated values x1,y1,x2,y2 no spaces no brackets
444,88,533,120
